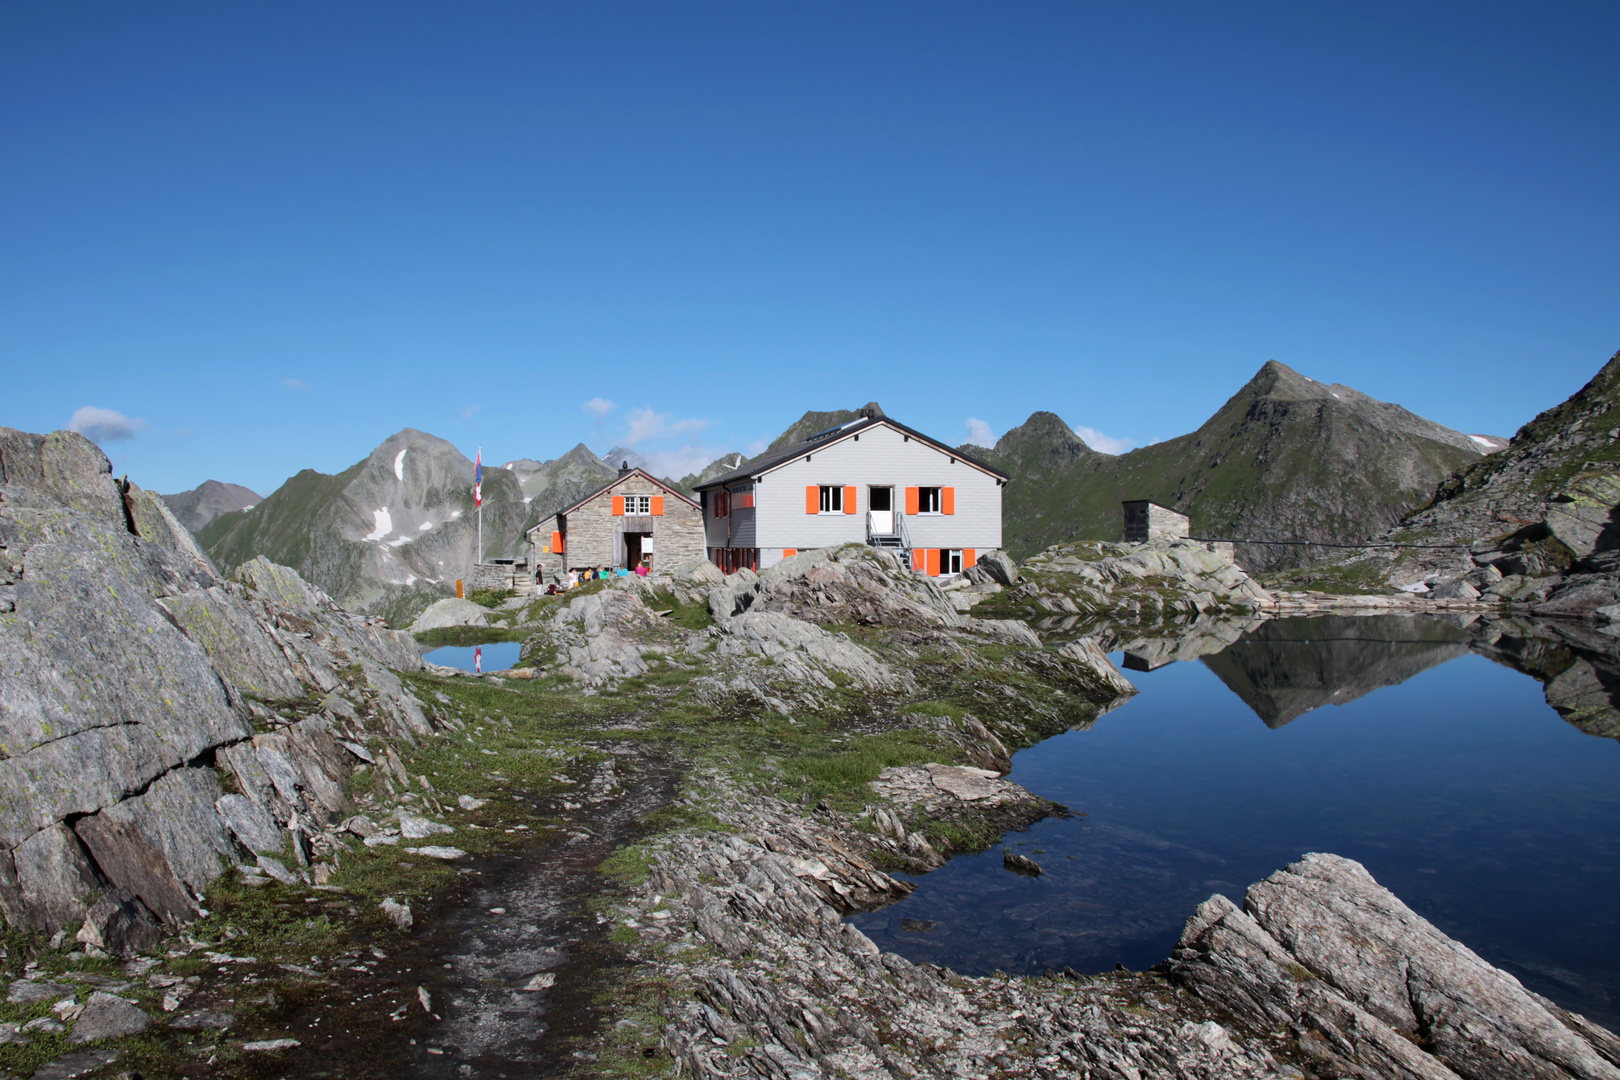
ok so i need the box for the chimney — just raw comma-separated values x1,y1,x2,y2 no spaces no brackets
619,461,630,476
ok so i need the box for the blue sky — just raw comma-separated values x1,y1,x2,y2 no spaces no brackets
4,2,1617,496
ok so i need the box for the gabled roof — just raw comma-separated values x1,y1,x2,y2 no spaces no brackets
525,468,699,535
693,416,1009,491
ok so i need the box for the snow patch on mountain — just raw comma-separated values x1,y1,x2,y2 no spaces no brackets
364,509,393,542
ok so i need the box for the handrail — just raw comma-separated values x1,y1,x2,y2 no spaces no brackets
895,508,913,553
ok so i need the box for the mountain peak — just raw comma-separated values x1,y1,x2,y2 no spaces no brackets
992,412,1095,468
161,480,262,534
767,404,885,452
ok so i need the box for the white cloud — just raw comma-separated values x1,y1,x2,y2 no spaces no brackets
623,407,711,446
282,378,310,390
68,406,148,444
459,404,482,420
1073,425,1134,454
625,446,727,479
582,397,615,418
965,418,994,446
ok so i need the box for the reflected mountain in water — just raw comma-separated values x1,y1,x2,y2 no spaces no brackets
1036,606,1620,739
1471,617,1620,741
1036,612,1269,671
1200,614,1474,728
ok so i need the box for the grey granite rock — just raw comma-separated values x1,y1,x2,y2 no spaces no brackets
27,1048,119,1079
74,888,163,957
407,597,489,632
967,548,1018,585
214,794,282,854
1172,852,1620,1080
67,992,149,1043
0,426,438,934
6,980,72,1004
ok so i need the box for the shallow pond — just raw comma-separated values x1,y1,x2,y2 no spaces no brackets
851,614,1620,1028
422,640,523,672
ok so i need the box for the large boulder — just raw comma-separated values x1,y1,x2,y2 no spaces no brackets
744,545,966,629
1172,853,1620,1080
408,597,491,632
0,426,437,935
965,549,1018,585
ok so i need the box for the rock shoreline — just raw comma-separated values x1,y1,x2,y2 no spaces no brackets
616,775,1620,1079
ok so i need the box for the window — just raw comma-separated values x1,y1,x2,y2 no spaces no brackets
713,491,729,518
918,487,941,514
625,494,651,515
944,549,963,575
818,485,843,513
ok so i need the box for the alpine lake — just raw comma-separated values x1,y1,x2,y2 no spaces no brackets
849,612,1620,1031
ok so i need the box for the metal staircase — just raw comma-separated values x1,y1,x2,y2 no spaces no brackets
867,509,913,568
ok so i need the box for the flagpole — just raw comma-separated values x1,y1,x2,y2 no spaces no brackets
477,444,483,566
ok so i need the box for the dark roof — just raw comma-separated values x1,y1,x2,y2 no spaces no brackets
525,468,699,535
694,415,1009,491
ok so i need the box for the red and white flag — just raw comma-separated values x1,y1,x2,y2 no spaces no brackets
473,449,483,508
474,645,482,674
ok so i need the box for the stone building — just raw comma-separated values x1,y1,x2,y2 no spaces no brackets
1122,499,1191,543
527,466,703,582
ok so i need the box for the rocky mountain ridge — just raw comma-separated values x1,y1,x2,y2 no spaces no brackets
198,428,528,625
160,479,261,533
981,361,1490,569
1289,349,1620,617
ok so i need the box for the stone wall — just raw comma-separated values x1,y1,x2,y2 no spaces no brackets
1124,500,1191,542
557,473,704,574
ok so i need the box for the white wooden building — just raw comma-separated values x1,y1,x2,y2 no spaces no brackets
693,412,1008,575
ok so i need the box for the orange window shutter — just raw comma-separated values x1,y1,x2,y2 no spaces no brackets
963,548,976,569
783,548,797,558
552,530,564,554
926,548,941,576
611,495,625,516
911,549,924,572
905,487,919,515
650,496,664,516
806,485,819,514
942,487,955,515
843,486,857,514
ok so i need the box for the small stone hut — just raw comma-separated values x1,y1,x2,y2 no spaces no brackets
527,466,703,583
1122,499,1190,543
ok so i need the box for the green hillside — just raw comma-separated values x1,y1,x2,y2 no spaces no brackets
982,361,1484,566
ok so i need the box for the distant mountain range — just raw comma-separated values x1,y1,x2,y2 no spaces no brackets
161,479,261,533
198,429,528,625
971,361,1497,566
180,361,1534,623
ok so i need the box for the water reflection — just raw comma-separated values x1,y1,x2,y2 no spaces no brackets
1201,614,1473,727
852,611,1620,1028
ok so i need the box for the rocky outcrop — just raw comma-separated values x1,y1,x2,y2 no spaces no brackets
408,597,490,632
619,762,1611,1079
981,537,1272,624
0,427,432,936
713,545,968,630
693,610,912,714
1171,853,1620,1080
520,586,671,685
